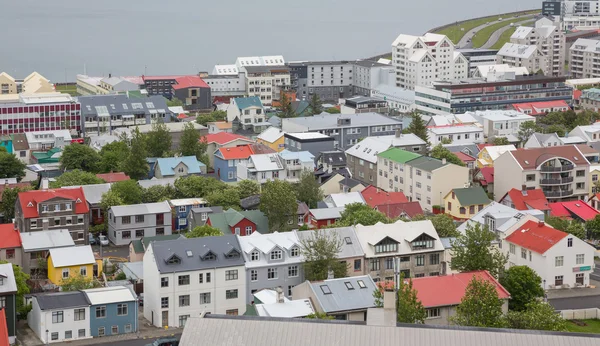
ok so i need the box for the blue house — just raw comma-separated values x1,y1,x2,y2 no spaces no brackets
169,198,208,231
154,156,206,179
213,145,255,182
83,286,138,337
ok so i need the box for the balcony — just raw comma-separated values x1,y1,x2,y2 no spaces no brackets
540,164,574,172
539,176,574,185
544,190,574,198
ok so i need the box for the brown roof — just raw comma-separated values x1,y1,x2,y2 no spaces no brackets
509,145,590,170
11,133,29,150
575,144,598,155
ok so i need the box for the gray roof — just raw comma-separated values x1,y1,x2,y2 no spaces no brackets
308,275,376,313
78,94,172,118
317,151,346,166
152,235,245,273
35,291,90,310
110,201,171,217
21,230,76,252
281,113,401,131
179,315,600,346
0,263,17,294
296,227,364,259
138,178,177,189
439,237,456,249
442,143,480,157
63,183,111,205
190,206,223,216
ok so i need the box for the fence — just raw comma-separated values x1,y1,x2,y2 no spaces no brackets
559,308,600,320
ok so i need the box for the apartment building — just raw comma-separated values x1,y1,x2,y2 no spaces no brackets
415,74,572,115
288,61,354,102
142,75,187,99
226,96,266,132
0,71,54,95
578,87,600,111
391,33,469,90
376,155,470,212
467,110,534,139
143,236,246,327
456,49,499,76
240,66,290,106
495,43,547,75
25,130,72,150
370,85,416,113
170,76,212,111
107,201,172,246
510,19,565,76
281,113,403,149
352,60,396,97
472,64,529,78
493,145,591,202
427,124,484,146
568,120,600,144
570,38,600,78
202,73,246,97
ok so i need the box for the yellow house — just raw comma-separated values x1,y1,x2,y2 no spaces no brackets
477,145,516,168
256,127,285,152
443,186,491,221
47,245,97,285
590,164,600,194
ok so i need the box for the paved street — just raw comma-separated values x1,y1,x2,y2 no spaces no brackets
102,333,182,346
456,13,537,49
480,17,538,49
92,244,129,260
549,295,600,310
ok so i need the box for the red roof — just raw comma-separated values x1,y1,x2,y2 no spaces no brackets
477,143,491,150
504,188,550,211
512,100,569,115
0,309,9,346
172,75,209,90
217,145,255,160
0,182,31,200
375,201,423,219
177,113,188,119
18,187,89,219
454,151,476,164
202,132,253,145
96,172,130,183
505,220,567,254
548,201,599,221
361,186,408,208
411,271,510,308
0,224,21,249
574,89,583,101
479,167,494,184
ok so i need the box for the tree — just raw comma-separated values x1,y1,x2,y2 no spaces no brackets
405,111,429,144
324,107,340,114
98,140,130,173
430,144,465,167
337,203,390,227
308,93,323,115
0,151,26,181
186,225,223,238
545,216,570,232
279,93,296,118
517,121,541,144
0,186,31,221
174,176,227,198
450,223,508,278
260,180,298,232
306,312,334,320
59,143,101,172
166,97,183,107
0,261,30,319
100,190,124,216
440,137,453,144
565,221,586,239
492,137,510,145
299,229,347,280
586,214,600,239
122,127,149,180
451,277,506,328
206,188,240,210
60,274,100,291
236,180,261,200
209,110,227,121
142,184,176,203
295,170,323,208
499,266,544,311
411,214,459,237
397,276,427,324
111,179,143,205
505,301,567,331
179,122,208,165
196,110,227,126
544,124,567,137
50,169,104,188
146,120,172,158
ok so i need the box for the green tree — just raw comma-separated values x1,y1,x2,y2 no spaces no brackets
586,214,600,239
492,137,510,145
100,190,125,217
0,150,26,181
299,229,347,280
308,93,323,115
0,261,30,319
337,203,390,227
0,186,31,221
565,221,586,239
324,107,340,114
146,120,172,158
186,225,223,238
499,266,544,311
545,216,570,232
179,122,208,165
174,176,227,198
430,144,466,166
122,127,149,180
236,180,261,200
260,180,298,232
544,124,567,137
166,97,184,107
279,93,296,118
450,223,508,278
397,276,427,324
98,140,130,173
411,214,459,237
306,312,334,320
111,179,143,205
141,185,177,203
517,121,542,144
405,111,429,145
196,110,227,126
505,301,567,331
440,137,453,144
451,276,506,328
295,170,323,208
60,143,101,172
206,188,240,210
50,169,104,188
60,274,100,291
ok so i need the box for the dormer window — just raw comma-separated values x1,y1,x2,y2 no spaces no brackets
251,250,260,261
65,203,72,211
225,249,240,259
485,215,496,231
27,202,33,208
270,249,283,260
411,234,435,250
166,255,181,265
0,277,4,286
41,205,48,213
290,247,299,257
203,252,216,261
374,237,398,254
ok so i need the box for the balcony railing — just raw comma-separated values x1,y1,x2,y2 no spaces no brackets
544,190,574,198
540,164,574,172
539,176,574,185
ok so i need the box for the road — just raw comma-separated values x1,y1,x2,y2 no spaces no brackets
549,295,600,310
456,14,537,49
480,17,538,49
100,334,182,346
92,244,129,260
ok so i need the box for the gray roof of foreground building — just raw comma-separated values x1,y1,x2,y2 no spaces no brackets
282,113,401,131
308,275,376,313
78,94,171,117
35,291,90,310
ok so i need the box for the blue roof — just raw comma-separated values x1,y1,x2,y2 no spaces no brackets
155,156,206,176
279,149,315,162
234,96,263,110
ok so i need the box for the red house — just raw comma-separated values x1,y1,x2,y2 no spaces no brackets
548,201,599,222
206,208,269,236
0,224,22,266
374,202,424,219
499,187,550,213
308,207,344,229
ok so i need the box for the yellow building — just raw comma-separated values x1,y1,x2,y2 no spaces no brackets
256,127,285,152
443,186,491,221
0,72,17,94
590,164,600,194
0,71,53,95
477,145,516,168
47,245,97,285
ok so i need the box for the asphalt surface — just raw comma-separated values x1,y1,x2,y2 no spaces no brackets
549,295,600,310
92,243,130,260
96,334,182,346
456,14,537,49
480,17,539,49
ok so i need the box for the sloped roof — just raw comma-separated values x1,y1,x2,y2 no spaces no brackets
35,291,90,310
96,172,130,183
111,200,171,217
0,309,8,346
454,151,476,163
0,224,21,249
202,132,253,145
155,156,205,176
478,167,494,184
509,145,590,170
505,188,550,211
505,220,567,254
449,187,490,206
49,245,95,267
482,145,517,161
295,227,364,259
308,275,377,313
20,229,76,252
549,201,599,221
374,201,424,219
257,127,284,143
82,286,136,305
279,149,315,162
208,209,269,234
217,145,254,160
132,234,184,254
18,187,89,218
361,186,408,208
0,263,17,295
234,96,263,110
172,76,209,90
377,147,422,164
325,192,365,208
308,207,344,220
497,43,539,59
255,299,314,318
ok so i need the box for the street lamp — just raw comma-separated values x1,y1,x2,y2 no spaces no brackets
45,329,49,345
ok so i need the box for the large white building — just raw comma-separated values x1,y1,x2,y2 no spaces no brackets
427,124,484,146
496,43,547,76
466,110,534,140
570,38,600,78
391,33,468,90
510,18,565,76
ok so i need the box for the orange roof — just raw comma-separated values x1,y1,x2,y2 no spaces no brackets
411,271,510,308
96,172,130,183
0,224,21,249
360,185,408,208
454,151,476,163
210,122,233,130
504,188,550,211
505,220,567,254
172,75,209,90
18,187,89,219
217,145,254,160
202,132,252,145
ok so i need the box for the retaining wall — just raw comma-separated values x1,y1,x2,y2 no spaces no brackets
560,308,600,320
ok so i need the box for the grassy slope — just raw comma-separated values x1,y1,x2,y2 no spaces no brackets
491,20,536,50
55,84,79,96
565,319,600,334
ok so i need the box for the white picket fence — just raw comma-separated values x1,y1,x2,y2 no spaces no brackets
559,308,600,320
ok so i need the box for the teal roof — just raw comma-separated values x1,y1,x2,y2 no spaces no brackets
155,156,206,176
208,208,269,234
244,304,258,316
132,234,184,254
378,148,422,163
235,96,263,110
292,101,310,116
406,156,446,172
32,148,62,164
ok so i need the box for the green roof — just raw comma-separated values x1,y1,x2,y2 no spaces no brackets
131,239,144,254
406,156,446,172
234,96,263,110
378,148,422,163
132,234,183,254
244,304,258,316
32,148,62,164
208,208,269,234
451,186,490,206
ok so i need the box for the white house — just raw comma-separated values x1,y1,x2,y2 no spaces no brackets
25,130,73,150
27,291,92,344
237,151,312,184
143,235,246,328
568,122,600,145
108,201,173,246
226,96,266,130
467,110,534,140
503,219,596,289
427,124,484,146
278,150,315,183
524,132,563,148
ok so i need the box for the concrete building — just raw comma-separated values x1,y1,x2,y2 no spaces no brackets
76,75,144,95
370,85,415,113
578,87,600,110
25,129,72,150
456,49,499,76
352,60,396,96
391,33,469,90
495,43,548,75
471,64,529,79
467,110,534,140
427,124,484,146
203,73,246,97
171,76,212,111
107,201,172,246
0,71,54,95
569,38,600,78
283,132,335,157
241,66,290,106
510,19,565,76
288,61,354,102
143,75,187,99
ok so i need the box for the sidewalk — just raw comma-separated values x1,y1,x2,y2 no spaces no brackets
546,280,600,300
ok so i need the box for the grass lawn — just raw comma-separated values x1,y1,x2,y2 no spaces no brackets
565,319,600,334
55,84,79,96
472,18,526,48
490,20,535,50
435,10,539,44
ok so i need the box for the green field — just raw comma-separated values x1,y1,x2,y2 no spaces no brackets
490,20,535,49
55,84,79,96
565,319,600,334
435,10,540,44
472,17,534,48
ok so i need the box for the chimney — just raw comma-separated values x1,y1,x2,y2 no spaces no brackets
395,128,401,138
42,219,49,231
275,287,284,304
442,158,447,164
538,221,544,227
41,178,49,191
521,184,528,196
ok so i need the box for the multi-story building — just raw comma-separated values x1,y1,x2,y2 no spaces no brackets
370,85,415,113
240,66,290,106
238,232,304,302
282,113,403,149
427,124,484,146
0,71,54,95
578,87,600,110
278,150,315,182
226,96,267,132
477,145,517,168
143,235,246,327
142,75,186,99
415,74,572,115
236,151,314,184
495,43,547,75
201,132,254,168
391,33,469,90
443,186,491,221
170,76,212,111
107,201,172,246
510,19,565,76
83,286,138,337
340,96,389,114
284,132,335,157
493,145,591,202
288,61,354,102
570,38,600,78
15,184,90,245
25,129,73,150
76,75,144,95
456,49,499,76
203,73,246,97
355,220,445,280
20,230,75,276
352,60,396,96
467,110,534,140
471,64,529,78
568,120,600,143
168,198,208,232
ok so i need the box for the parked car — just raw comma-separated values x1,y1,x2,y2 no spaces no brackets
146,337,179,346
88,234,97,245
98,235,109,246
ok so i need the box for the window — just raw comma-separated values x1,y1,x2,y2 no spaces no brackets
200,293,211,304
226,309,239,316
568,238,573,247
459,207,466,215
122,231,131,240
576,254,585,265
122,216,131,224
369,258,380,271
206,273,211,282
62,268,69,279
179,295,190,307
111,326,118,335
521,248,527,259
52,311,64,323
74,308,85,321
98,327,105,337
447,202,452,211
179,218,187,227
78,329,85,338
250,270,258,281
117,303,128,316
430,253,440,265
96,306,106,318
509,244,515,254
576,170,585,177
161,277,168,287
270,250,282,260
577,182,585,190
178,275,190,285
5,249,14,259
555,256,564,267
245,226,252,234
290,247,300,257
288,265,299,277
354,259,361,271
251,250,260,261
225,270,238,280
161,297,169,308
426,308,441,319
526,174,535,182
415,255,425,266
80,266,87,276
555,275,564,286
125,324,132,333
135,215,144,223
268,267,278,279
178,315,189,328
414,273,425,278
374,238,398,253
136,229,144,238
51,332,59,340
226,289,238,299
384,257,394,270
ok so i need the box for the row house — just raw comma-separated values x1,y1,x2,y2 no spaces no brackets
107,201,172,246
168,198,208,232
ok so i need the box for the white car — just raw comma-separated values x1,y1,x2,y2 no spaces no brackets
98,235,109,246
